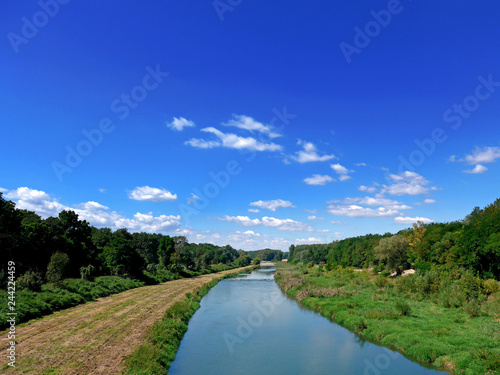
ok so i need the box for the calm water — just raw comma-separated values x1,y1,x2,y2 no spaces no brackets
169,266,445,375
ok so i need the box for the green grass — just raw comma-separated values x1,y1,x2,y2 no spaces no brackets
275,263,500,375
0,264,246,331
0,276,144,329
123,269,250,374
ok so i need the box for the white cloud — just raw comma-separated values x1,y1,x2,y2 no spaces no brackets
328,197,411,210
464,164,488,174
307,215,324,220
5,187,181,233
415,198,436,205
355,163,367,167
185,127,282,152
248,208,260,213
128,186,177,202
381,171,436,196
331,163,352,182
6,187,66,217
304,209,317,214
303,174,334,186
99,188,106,194
463,146,500,164
358,185,377,193
222,114,281,138
331,163,349,174
250,199,296,211
261,216,312,231
184,138,220,149
394,216,434,224
330,221,347,225
295,237,321,244
167,117,195,131
316,229,330,233
187,193,202,205
216,215,261,227
327,205,401,218
290,140,335,163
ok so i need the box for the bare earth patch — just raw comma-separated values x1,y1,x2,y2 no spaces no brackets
1,267,251,375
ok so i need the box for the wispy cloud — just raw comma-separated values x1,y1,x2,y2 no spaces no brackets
328,196,411,210
216,215,261,226
331,163,352,181
290,140,335,163
222,114,281,138
303,174,334,186
463,164,488,174
381,171,436,196
327,205,401,218
128,186,177,202
186,127,283,151
249,199,295,211
358,185,377,193
167,117,195,131
450,146,500,174
261,216,312,231
394,216,434,224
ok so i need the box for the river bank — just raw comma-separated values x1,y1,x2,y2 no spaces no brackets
274,262,500,375
0,266,253,374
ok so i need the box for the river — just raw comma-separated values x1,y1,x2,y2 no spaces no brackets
169,265,445,374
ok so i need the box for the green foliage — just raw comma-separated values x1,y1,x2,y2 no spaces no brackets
80,264,95,280
276,262,500,374
252,257,261,265
374,275,389,289
16,270,43,291
374,235,408,275
46,252,70,283
483,279,500,295
395,300,411,316
234,255,251,267
0,276,144,329
124,281,218,374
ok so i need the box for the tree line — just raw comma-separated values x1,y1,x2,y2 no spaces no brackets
0,193,284,288
289,198,500,279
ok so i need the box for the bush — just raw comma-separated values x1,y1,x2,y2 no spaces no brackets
46,252,70,283
463,298,482,318
17,270,43,291
252,257,261,265
374,275,389,289
483,279,500,295
395,300,411,316
80,264,95,280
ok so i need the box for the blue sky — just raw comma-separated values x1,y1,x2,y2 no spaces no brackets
1,1,500,251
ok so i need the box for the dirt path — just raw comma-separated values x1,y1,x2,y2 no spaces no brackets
1,267,251,374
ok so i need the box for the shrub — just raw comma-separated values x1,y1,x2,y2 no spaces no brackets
463,298,482,318
17,270,43,291
438,280,467,308
395,300,411,316
80,264,95,280
46,252,70,283
252,257,261,265
374,275,388,289
483,279,500,295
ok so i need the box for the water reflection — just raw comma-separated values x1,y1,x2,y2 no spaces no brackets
169,266,445,375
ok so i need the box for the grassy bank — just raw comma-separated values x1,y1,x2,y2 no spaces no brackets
274,262,500,375
0,264,242,331
123,268,254,374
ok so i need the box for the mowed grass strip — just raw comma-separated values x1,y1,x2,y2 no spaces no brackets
0,266,252,375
